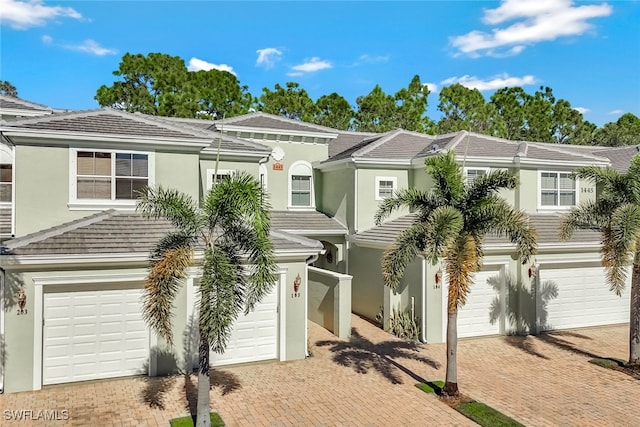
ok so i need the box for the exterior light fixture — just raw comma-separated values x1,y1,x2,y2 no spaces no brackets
434,268,443,289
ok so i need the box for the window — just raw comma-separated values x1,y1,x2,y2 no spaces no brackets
0,164,11,203
205,169,235,191
288,161,314,209
540,172,577,207
465,168,489,184
70,149,153,209
375,177,397,201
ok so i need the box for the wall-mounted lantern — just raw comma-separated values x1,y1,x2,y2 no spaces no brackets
292,274,301,298
434,268,443,289
528,261,538,279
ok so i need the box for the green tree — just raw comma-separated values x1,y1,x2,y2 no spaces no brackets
490,87,529,140
593,113,640,147
522,86,555,142
96,52,251,118
436,84,506,137
551,99,587,144
137,172,278,427
353,84,396,132
0,81,18,97
375,151,537,396
314,92,354,130
561,155,640,366
259,82,317,122
394,75,433,133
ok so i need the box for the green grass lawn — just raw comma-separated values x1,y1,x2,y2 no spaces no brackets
169,412,225,427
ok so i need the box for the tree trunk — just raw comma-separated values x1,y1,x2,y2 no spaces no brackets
630,260,640,366
443,309,459,397
195,331,211,427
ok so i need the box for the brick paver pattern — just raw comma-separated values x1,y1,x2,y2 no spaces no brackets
1,315,637,426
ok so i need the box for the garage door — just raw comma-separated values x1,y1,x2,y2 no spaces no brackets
210,284,279,366
457,269,502,338
540,266,630,331
43,288,149,385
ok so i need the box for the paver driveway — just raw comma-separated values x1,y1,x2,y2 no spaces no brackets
1,315,638,426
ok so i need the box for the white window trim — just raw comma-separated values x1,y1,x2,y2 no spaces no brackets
537,170,579,211
0,143,15,236
205,168,235,191
68,148,155,211
464,167,490,184
375,176,398,201
288,160,315,210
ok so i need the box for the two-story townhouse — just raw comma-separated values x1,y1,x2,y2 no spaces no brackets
0,106,334,393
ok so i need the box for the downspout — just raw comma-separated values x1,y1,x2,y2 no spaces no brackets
420,256,426,343
304,253,319,357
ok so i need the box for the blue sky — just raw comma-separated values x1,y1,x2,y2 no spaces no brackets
1,0,638,127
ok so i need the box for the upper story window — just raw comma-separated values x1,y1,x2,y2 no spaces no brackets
0,164,11,203
465,168,489,185
540,171,577,208
205,169,235,191
288,161,314,209
70,148,154,210
375,176,397,200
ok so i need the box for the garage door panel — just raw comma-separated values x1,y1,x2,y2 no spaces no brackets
541,266,630,330
457,270,502,338
43,288,149,385
209,284,278,367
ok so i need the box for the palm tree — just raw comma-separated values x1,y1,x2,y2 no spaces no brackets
137,172,278,427
560,154,640,367
375,151,537,397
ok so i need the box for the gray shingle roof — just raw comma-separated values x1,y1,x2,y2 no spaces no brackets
328,131,377,158
0,95,58,113
215,112,339,134
590,145,640,173
352,213,599,248
270,210,348,236
1,210,322,257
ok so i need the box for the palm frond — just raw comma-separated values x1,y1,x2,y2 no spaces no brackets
199,245,246,354
142,246,193,345
445,235,479,311
382,222,429,291
374,187,434,225
421,206,464,264
600,204,640,295
425,151,464,205
560,200,607,240
464,169,518,207
137,186,201,234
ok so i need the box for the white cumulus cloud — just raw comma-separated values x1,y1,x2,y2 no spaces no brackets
574,107,589,114
608,109,624,115
441,73,537,91
450,0,613,57
42,35,117,56
187,57,236,76
256,48,282,68
352,54,390,66
1,0,82,29
290,57,332,74
424,82,438,93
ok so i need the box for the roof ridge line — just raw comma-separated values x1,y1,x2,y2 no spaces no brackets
270,229,323,249
3,209,118,250
354,129,403,157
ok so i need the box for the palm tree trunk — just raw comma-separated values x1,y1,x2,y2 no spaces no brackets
630,259,640,366
196,330,211,427
443,309,459,397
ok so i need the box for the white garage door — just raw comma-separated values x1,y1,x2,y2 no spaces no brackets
210,285,279,366
43,288,149,385
541,266,630,331
457,270,502,338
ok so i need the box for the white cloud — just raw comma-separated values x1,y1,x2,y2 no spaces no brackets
256,48,282,68
187,57,236,76
574,107,589,114
1,0,82,29
286,72,304,77
42,35,117,56
441,73,537,91
290,57,332,73
352,54,390,66
608,109,624,115
64,39,117,56
424,82,438,93
450,0,613,57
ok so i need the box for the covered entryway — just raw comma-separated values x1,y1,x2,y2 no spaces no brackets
539,265,630,330
210,283,279,366
457,269,503,338
43,288,149,385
